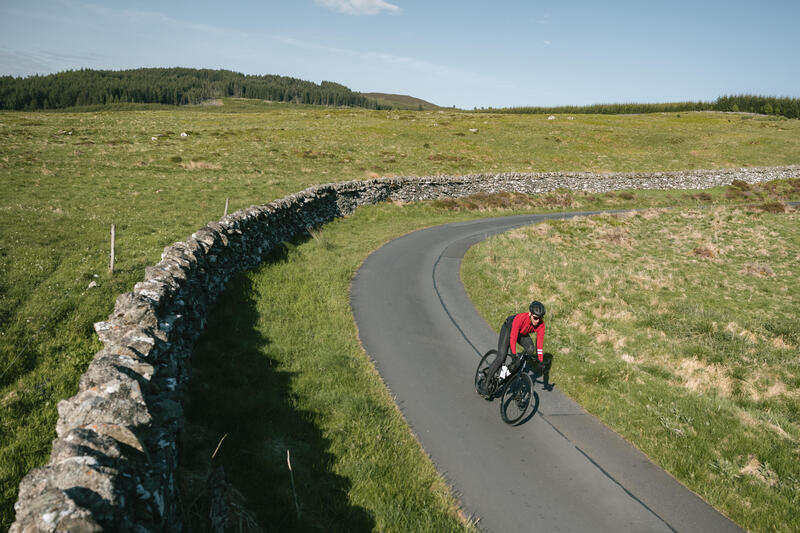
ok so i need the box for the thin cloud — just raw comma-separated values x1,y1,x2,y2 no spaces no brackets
277,36,473,79
314,0,401,16
274,35,520,93
0,48,106,77
73,1,244,39
536,14,552,24
0,2,261,76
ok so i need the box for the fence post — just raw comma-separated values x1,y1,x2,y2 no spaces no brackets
224,198,229,217
110,224,116,273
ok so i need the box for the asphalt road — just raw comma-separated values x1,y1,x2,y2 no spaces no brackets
350,212,743,533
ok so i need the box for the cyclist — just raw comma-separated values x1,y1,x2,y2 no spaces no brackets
478,301,551,396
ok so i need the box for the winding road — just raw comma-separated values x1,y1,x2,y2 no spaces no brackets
350,212,742,533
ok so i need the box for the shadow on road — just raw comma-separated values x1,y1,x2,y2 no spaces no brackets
530,352,556,393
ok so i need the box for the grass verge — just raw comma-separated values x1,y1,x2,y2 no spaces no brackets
461,182,800,533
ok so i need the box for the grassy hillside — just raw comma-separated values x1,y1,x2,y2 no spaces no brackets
361,92,440,110
1,100,799,528
461,191,800,532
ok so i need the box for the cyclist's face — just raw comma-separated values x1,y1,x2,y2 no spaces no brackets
530,313,541,324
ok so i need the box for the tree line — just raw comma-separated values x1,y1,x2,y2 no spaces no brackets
480,95,800,119
2,68,797,118
0,68,386,110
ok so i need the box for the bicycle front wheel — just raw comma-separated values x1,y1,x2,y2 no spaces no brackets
500,372,533,424
474,349,497,396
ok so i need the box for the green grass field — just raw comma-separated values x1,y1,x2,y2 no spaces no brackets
1,100,799,529
462,191,800,532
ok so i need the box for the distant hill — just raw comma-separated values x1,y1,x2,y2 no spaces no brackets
361,93,440,110
0,68,387,111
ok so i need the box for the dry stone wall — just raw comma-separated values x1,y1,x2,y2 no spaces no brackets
11,166,799,532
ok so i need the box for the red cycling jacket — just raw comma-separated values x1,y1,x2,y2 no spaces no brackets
509,312,545,361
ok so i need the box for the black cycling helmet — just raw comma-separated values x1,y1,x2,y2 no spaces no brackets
529,301,546,318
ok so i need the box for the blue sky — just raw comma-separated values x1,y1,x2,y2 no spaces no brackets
1,0,798,109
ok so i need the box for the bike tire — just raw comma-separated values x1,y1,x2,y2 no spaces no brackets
474,349,497,397
500,371,533,424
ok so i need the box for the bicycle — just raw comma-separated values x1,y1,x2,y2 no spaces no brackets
474,349,535,424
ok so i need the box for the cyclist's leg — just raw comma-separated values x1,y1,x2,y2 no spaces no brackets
515,335,535,372
483,316,514,392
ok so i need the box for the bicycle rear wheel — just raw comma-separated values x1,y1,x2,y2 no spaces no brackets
500,372,533,424
474,349,497,397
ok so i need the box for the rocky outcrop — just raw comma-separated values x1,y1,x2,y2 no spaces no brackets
11,166,799,532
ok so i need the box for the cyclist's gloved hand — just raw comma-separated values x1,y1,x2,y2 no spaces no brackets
509,356,523,373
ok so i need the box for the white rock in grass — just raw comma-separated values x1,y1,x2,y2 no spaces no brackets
180,132,188,137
